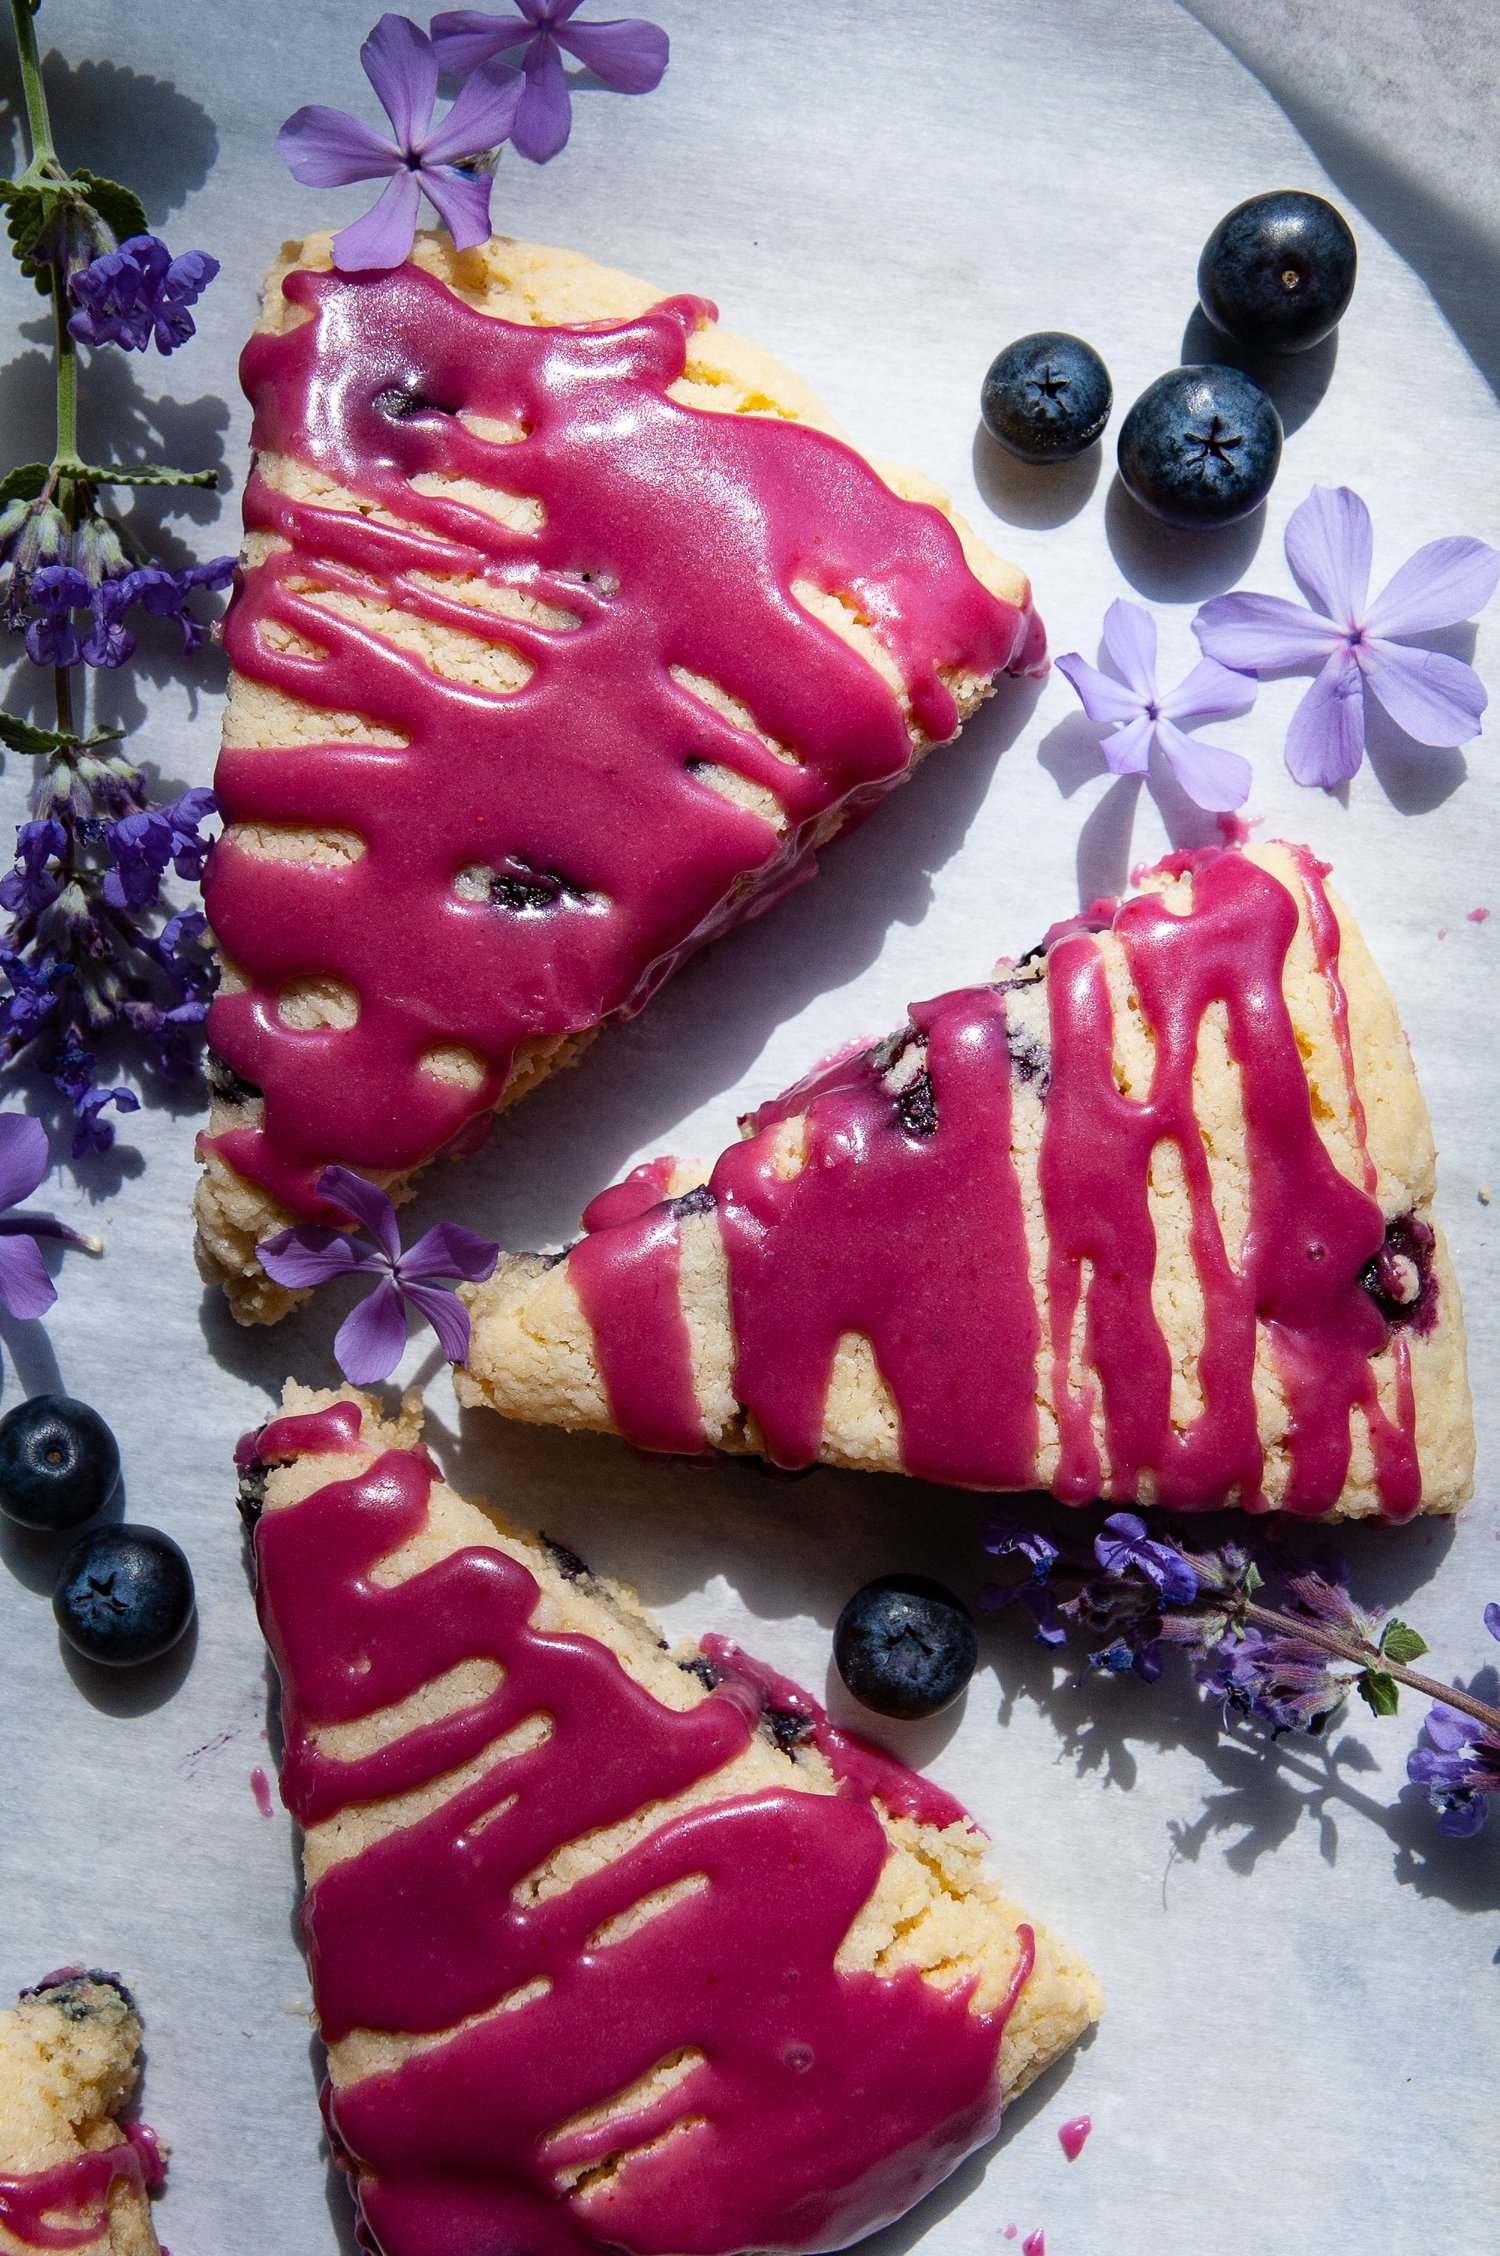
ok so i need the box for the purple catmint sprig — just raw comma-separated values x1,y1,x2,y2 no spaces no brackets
431,3,670,164
258,1168,500,1385
67,235,219,355
979,1517,1500,1838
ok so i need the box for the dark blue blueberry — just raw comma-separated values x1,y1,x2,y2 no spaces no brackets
53,1524,195,1667
834,1575,978,1720
980,332,1112,463
1198,191,1357,353
1117,365,1282,529
0,1396,120,1532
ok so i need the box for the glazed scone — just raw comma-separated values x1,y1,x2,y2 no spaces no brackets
197,229,1044,1323
0,1972,163,2256
244,1384,1100,2256
459,843,1473,1521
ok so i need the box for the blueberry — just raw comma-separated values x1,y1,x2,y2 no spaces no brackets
1198,190,1357,354
833,1575,978,1721
1117,365,1282,529
53,1525,195,1667
981,332,1112,463
0,1396,121,1532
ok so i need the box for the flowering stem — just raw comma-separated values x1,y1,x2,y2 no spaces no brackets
8,0,57,173
1238,1599,1500,1734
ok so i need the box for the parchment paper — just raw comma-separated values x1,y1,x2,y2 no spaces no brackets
2,4,1496,2252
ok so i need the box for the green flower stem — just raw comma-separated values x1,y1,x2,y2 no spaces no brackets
9,0,56,172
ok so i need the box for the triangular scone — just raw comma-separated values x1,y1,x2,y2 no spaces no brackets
197,230,1042,1322
459,843,1474,1521
0,1971,164,2255
244,1385,1099,2256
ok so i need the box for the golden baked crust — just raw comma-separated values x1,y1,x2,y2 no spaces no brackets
0,1974,161,2256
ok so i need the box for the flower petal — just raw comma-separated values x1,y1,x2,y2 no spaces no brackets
361,11,439,148
1423,1703,1473,1752
1054,652,1143,727
1485,1602,1500,1644
315,1167,404,1261
429,7,529,72
399,1221,501,1283
1100,712,1155,777
420,59,525,162
0,1231,56,1321
1157,656,1258,726
1193,592,1342,675
556,15,670,91
276,104,402,186
331,170,424,271
1359,640,1487,748
419,162,496,252
0,1112,50,1214
1284,649,1366,788
512,37,573,160
1099,600,1157,701
1284,486,1372,627
257,1225,386,1289
334,1279,411,1385
1364,537,1500,639
1154,718,1253,812
402,1278,473,1365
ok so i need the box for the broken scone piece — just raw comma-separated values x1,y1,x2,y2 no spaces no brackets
197,228,1043,1321
245,1385,1099,2256
0,1971,163,2255
459,843,1473,1520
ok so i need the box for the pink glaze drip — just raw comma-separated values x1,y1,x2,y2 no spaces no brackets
1057,2113,1091,2160
571,1171,703,1455
1469,906,1491,924
252,1420,1025,2256
249,1764,273,1817
569,849,1423,1517
1282,842,1375,1196
1022,2233,1045,2256
203,264,1034,1220
0,2128,161,2252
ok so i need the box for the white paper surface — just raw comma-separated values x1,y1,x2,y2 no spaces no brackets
2,4,1497,2252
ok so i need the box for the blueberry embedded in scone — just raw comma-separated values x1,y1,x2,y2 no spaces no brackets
195,229,1044,1323
0,1971,164,2255
246,1384,1100,2256
457,842,1473,1521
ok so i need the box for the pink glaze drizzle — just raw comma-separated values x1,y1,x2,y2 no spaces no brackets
203,264,1034,1220
1022,2232,1045,2256
252,1411,1026,2256
1057,2113,1091,2160
0,2127,162,2251
249,1764,273,1817
569,849,1424,1517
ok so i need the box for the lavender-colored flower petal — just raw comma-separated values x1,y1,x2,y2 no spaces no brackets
315,1166,404,1262
1436,1796,1489,1839
1192,591,1341,674
1099,599,1157,701
420,57,524,162
1421,1702,1472,1752
0,1112,51,1214
332,169,425,272
257,1225,387,1289
402,1277,473,1365
512,36,573,159
399,1220,501,1283
1284,647,1367,788
555,14,670,91
429,8,531,73
1157,656,1258,727
1154,717,1252,813
981,1512,1058,1572
1020,1581,1067,1646
1358,639,1487,748
276,103,402,186
1284,485,1372,626
1363,537,1500,640
418,163,496,253
1100,712,1155,778
1054,651,1143,728
361,11,440,147
0,1230,56,1321
334,1278,411,1385
1484,1602,1500,1643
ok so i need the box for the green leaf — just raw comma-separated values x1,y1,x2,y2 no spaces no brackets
78,462,220,491
0,179,54,290
0,716,124,756
1357,1669,1400,1719
1380,1619,1430,1666
71,170,147,246
0,463,49,508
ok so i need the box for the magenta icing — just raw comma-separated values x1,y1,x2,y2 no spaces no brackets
249,1764,273,1818
570,849,1423,1517
0,2127,161,2252
202,262,1037,1221
1057,2113,1091,2160
251,1410,1028,2256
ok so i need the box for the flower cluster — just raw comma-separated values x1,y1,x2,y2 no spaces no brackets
67,234,219,355
1407,1605,1500,1838
1,507,234,672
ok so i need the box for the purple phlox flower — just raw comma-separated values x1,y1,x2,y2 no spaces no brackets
258,1165,500,1383
277,13,524,273
431,3,669,164
101,789,218,912
1193,485,1500,789
1199,1623,1351,1738
1055,598,1257,813
70,1086,140,1159
0,821,66,917
67,234,220,354
22,564,88,668
1094,1511,1199,1605
129,559,237,655
0,1111,100,1325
